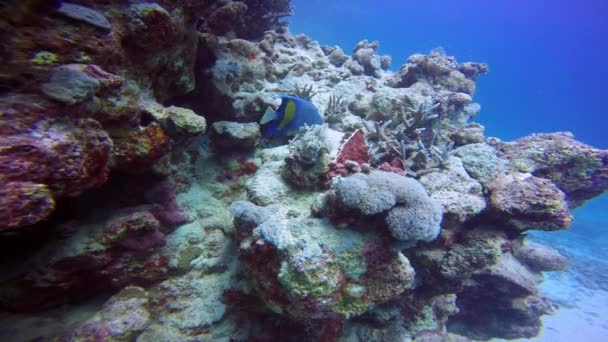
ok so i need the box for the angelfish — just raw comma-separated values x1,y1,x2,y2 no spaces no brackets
260,95,324,137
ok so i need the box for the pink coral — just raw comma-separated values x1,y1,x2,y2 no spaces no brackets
326,129,372,183
335,129,371,164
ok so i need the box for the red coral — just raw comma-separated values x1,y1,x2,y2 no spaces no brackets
326,130,372,185
378,158,407,176
336,129,370,164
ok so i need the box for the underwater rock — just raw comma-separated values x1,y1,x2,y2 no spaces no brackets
488,173,572,230
163,220,233,274
208,3,291,40
56,2,112,31
477,253,543,296
407,228,508,288
247,158,289,205
450,254,551,340
379,55,392,70
103,211,166,251
0,181,55,229
40,65,101,105
211,121,260,150
143,270,235,334
344,59,365,75
145,180,190,226
206,2,249,36
492,132,608,207
282,125,331,189
338,320,409,342
164,105,207,136
0,204,178,312
111,122,170,172
124,3,175,50
450,122,485,145
234,0,293,40
453,142,501,185
0,119,111,196
352,40,383,77
388,50,488,94
328,46,349,67
368,87,406,121
232,200,415,322
419,157,486,226
231,200,279,233
0,110,111,229
67,287,150,342
513,240,568,272
139,101,206,138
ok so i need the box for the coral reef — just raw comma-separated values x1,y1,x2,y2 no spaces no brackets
0,1,607,342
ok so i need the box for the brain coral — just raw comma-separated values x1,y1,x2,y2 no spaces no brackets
331,171,443,241
386,203,443,242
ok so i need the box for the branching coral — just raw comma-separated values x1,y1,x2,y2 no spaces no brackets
325,94,347,123
399,101,440,142
361,95,458,178
290,83,317,101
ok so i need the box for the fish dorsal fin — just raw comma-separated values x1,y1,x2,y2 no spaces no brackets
260,107,278,125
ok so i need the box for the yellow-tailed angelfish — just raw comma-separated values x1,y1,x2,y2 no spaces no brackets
260,95,324,136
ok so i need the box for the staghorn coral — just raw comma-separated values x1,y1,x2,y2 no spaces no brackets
325,93,347,124
291,83,317,101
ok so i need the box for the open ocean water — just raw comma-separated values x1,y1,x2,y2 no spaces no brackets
290,0,608,340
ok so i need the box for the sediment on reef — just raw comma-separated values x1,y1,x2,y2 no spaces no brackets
0,1,607,341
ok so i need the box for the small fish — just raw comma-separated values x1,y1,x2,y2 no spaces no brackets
260,95,324,136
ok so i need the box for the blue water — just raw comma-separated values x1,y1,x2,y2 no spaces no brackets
290,0,608,148
291,0,608,339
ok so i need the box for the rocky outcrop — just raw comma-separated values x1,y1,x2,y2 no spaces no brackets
491,132,608,207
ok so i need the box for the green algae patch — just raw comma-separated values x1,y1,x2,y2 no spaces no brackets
406,304,437,333
330,283,370,318
278,259,341,298
176,245,203,272
265,299,284,314
74,52,92,63
31,51,58,65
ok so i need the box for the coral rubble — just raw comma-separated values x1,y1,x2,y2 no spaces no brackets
0,1,606,342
